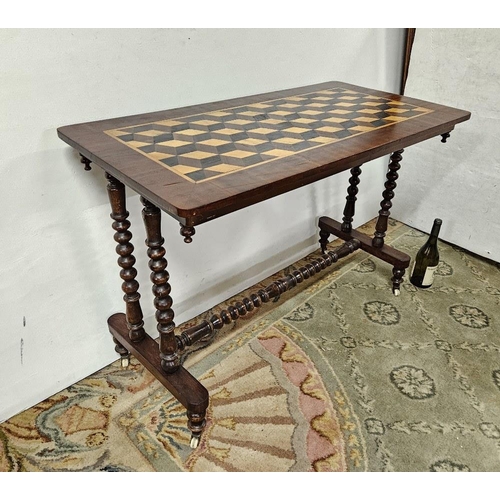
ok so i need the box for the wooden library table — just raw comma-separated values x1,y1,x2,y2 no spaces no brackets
58,81,470,447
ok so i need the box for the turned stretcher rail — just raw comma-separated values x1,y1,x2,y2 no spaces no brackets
176,238,361,352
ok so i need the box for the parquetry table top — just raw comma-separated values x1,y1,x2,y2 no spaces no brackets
57,81,470,226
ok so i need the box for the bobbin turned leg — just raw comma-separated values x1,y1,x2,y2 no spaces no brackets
320,164,362,253
106,173,145,366
141,198,207,444
341,165,362,233
372,150,404,248
318,153,409,294
141,197,180,374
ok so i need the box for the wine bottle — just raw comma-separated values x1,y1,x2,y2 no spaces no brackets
410,219,442,288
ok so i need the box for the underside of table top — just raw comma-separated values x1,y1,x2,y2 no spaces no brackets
57,81,470,226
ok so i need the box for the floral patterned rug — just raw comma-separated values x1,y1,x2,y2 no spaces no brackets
1,220,500,472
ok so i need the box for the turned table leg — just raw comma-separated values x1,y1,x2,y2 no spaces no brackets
141,197,206,445
372,150,406,294
372,150,404,248
106,173,146,366
104,184,208,448
341,165,363,233
141,197,180,374
318,150,410,296
320,164,362,252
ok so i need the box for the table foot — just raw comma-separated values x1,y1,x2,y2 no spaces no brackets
190,434,201,449
188,410,206,449
319,216,410,292
391,267,406,296
319,228,330,253
108,313,209,441
120,357,130,368
112,336,131,368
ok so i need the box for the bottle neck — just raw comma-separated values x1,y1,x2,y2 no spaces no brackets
427,234,438,245
428,220,442,244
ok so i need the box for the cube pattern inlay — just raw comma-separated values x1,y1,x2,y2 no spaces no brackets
105,88,433,183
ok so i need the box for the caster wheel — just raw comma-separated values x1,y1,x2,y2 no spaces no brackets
120,356,130,368
393,288,401,297
190,434,201,449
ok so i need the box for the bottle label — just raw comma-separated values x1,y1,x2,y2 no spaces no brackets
422,265,438,286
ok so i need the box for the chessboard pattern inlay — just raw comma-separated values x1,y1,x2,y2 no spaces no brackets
105,88,433,183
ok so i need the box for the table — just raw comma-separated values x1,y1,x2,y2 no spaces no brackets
58,81,470,447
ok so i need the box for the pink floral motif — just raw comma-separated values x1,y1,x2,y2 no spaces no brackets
258,333,347,471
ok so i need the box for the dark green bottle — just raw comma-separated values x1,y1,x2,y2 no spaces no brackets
410,218,442,288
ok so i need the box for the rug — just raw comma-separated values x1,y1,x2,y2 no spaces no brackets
1,220,499,472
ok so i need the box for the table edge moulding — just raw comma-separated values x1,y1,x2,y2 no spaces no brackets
57,80,471,447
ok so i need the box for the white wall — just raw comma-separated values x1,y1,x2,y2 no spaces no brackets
392,29,500,262
0,28,405,422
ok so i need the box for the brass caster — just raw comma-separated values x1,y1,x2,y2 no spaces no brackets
120,356,130,368
393,288,401,297
190,434,201,449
